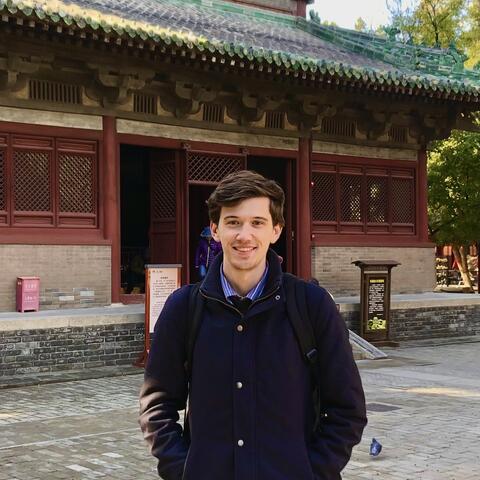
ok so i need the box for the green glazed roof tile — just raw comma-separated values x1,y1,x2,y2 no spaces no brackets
1,0,479,99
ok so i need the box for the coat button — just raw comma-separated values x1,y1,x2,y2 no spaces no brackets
237,439,244,447
236,324,244,332
275,295,281,300
236,382,243,389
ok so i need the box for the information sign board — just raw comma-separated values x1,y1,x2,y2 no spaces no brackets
352,260,400,345
135,264,181,367
146,265,182,334
366,276,388,332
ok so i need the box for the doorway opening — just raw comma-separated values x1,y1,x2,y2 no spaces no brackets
189,184,216,283
120,145,180,300
120,145,151,297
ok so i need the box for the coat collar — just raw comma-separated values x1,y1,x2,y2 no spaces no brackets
200,248,283,301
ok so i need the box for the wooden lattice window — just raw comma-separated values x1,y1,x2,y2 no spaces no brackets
0,149,5,212
133,93,157,115
312,172,336,222
0,134,98,228
187,151,244,184
321,117,356,138
388,126,408,144
57,140,97,227
151,161,176,219
29,79,81,104
14,150,52,212
340,174,362,222
58,154,95,213
367,176,388,223
392,176,414,224
312,162,415,235
265,111,285,130
203,104,224,124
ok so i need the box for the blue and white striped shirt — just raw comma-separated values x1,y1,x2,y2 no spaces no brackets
220,263,269,303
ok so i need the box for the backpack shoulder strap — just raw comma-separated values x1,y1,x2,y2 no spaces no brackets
283,274,324,431
282,273,318,365
185,282,204,378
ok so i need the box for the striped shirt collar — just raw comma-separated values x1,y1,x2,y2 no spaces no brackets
220,262,269,302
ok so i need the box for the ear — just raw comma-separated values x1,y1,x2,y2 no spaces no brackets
270,224,283,244
210,221,220,242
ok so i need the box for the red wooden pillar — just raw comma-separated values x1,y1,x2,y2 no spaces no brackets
296,136,312,280
296,0,308,17
103,116,121,304
417,149,429,242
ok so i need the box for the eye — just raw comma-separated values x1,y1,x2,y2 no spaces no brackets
252,220,266,226
226,220,239,225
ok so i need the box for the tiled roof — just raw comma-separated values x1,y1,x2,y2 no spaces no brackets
1,0,480,100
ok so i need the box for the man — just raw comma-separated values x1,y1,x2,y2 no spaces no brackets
139,170,367,480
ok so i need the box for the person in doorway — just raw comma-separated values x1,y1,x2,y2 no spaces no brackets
194,226,222,278
139,170,367,480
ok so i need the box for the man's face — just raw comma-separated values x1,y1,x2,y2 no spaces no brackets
210,197,282,277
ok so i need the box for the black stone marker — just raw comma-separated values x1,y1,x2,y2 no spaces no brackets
352,260,400,346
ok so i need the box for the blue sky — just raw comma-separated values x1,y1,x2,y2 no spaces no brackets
308,0,392,30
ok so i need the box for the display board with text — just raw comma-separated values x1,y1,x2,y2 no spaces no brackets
135,264,182,367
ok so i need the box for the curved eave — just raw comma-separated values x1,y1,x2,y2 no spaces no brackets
1,1,480,104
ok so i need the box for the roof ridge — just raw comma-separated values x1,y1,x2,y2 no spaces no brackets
300,15,480,83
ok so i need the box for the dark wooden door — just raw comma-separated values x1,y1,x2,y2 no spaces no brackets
149,151,181,265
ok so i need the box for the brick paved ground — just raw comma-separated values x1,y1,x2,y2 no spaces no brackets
0,340,479,479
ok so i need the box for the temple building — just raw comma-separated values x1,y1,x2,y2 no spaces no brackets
1,0,479,311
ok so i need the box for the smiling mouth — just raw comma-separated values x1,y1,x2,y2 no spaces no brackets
233,246,256,253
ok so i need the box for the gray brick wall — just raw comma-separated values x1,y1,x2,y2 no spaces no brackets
312,246,435,296
341,305,480,341
390,305,480,341
0,245,111,312
1,304,479,377
0,322,144,377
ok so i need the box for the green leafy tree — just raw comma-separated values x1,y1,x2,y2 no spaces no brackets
354,17,368,32
386,0,417,42
412,0,466,48
428,130,480,290
386,0,467,47
385,0,480,290
462,0,480,68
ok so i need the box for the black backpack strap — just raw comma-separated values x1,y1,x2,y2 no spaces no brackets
283,273,323,432
283,273,317,366
185,282,204,379
184,282,204,442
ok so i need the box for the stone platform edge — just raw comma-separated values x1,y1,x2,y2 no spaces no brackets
0,307,144,332
2,295,480,330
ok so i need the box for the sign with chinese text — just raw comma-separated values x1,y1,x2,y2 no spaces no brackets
145,264,182,335
367,276,387,331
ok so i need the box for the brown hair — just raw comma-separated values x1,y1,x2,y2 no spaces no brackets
207,170,285,226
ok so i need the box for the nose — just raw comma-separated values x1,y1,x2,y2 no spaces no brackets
236,223,254,241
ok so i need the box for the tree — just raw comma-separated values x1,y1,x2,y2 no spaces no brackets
413,0,466,48
354,17,368,32
462,0,480,68
428,130,480,291
383,1,480,289
386,0,467,47
386,0,417,42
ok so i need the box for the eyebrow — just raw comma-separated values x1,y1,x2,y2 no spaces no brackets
223,216,269,221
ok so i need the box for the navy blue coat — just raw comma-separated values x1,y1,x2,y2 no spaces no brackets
140,250,367,480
